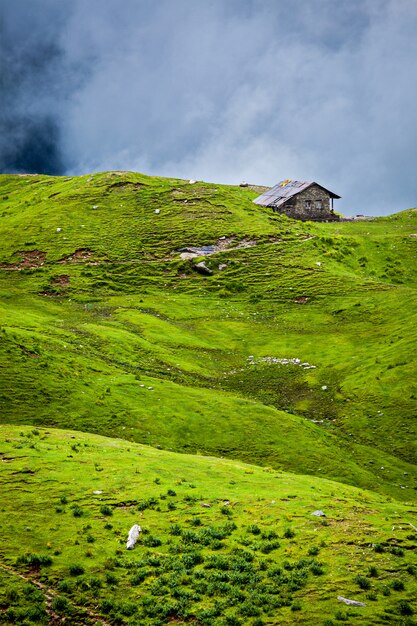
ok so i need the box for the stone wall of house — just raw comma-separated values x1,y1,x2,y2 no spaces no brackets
273,184,339,221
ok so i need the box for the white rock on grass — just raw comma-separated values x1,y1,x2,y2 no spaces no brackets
337,596,366,607
155,209,160,214
126,524,142,549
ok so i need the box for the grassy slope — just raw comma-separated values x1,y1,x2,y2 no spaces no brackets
1,172,417,499
1,424,417,625
1,172,417,625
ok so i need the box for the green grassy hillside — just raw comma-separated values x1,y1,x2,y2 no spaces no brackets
1,171,417,624
1,425,417,626
1,173,417,493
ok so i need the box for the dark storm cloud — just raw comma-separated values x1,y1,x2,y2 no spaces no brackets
0,1,72,173
1,0,416,215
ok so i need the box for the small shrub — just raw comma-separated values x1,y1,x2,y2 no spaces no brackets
69,564,85,576
310,561,324,576
191,517,202,526
368,565,378,577
100,598,115,614
392,579,405,591
72,505,84,518
366,591,378,601
105,571,118,585
354,575,371,590
398,600,413,616
167,489,176,497
25,605,48,621
86,534,95,543
239,601,261,617
373,543,385,553
182,552,203,569
247,524,261,535
60,495,68,505
52,596,70,613
5,588,19,602
334,609,349,621
100,505,113,516
390,547,404,557
16,553,53,569
57,580,71,593
131,570,147,586
170,524,182,536
259,540,280,554
291,601,302,612
119,601,137,616
221,506,232,516
308,545,320,556
283,528,295,539
143,535,162,547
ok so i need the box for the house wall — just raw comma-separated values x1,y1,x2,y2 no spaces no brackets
273,184,339,221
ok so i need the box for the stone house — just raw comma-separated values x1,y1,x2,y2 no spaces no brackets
253,180,341,221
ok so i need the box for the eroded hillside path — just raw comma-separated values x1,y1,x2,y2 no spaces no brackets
0,562,111,626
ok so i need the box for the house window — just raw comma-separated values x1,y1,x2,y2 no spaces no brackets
304,199,312,209
315,200,323,209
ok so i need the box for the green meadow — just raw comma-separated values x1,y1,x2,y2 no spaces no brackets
1,171,417,624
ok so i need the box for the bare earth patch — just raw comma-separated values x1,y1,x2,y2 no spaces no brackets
0,250,46,270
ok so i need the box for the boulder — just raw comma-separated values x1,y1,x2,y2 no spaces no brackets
180,252,199,260
311,510,326,517
337,596,366,607
194,262,213,276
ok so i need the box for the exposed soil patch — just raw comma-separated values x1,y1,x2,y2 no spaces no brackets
51,274,70,287
57,248,93,264
294,296,310,304
0,250,46,270
109,181,144,191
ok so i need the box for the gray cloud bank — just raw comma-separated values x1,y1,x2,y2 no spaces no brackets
1,0,416,215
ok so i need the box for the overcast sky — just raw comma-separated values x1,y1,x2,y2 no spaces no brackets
1,0,416,215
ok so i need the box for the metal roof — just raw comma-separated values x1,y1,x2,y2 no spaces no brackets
253,180,341,208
